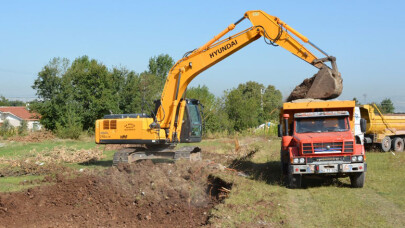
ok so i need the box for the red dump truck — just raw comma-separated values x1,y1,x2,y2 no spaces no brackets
279,100,367,188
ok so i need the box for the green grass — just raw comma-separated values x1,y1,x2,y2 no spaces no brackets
0,139,97,158
0,175,44,192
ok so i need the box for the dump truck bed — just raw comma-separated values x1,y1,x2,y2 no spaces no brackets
360,105,405,135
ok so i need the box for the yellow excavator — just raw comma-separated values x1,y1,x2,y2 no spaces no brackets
95,10,343,164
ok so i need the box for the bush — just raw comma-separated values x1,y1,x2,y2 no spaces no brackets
0,120,16,139
55,122,82,140
18,120,28,136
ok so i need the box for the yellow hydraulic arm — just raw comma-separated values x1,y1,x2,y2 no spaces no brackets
154,10,337,142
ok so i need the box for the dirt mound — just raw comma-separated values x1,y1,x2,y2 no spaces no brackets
10,131,55,143
0,160,224,227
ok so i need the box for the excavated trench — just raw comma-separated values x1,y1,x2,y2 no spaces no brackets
0,160,232,227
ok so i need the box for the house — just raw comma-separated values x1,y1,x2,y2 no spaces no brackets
0,106,41,131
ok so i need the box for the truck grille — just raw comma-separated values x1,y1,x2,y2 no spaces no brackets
301,141,354,154
303,143,312,154
344,141,353,152
313,142,343,153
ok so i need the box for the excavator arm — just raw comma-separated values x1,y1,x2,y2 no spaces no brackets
155,10,343,142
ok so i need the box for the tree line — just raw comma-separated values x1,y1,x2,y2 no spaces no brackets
0,96,25,106
30,54,283,138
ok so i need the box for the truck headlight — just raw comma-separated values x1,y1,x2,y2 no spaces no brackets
357,156,363,162
293,158,299,164
299,158,305,164
351,156,357,162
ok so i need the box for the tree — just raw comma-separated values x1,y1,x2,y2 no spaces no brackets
148,54,175,80
31,58,68,130
186,85,232,133
139,72,164,114
63,56,121,130
379,98,395,113
18,120,28,136
114,67,142,113
353,97,361,105
31,56,124,132
262,85,283,121
32,57,68,100
0,96,25,106
54,102,83,139
225,81,282,131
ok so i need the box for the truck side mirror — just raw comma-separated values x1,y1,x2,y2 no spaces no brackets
283,114,290,136
360,118,367,133
278,124,282,137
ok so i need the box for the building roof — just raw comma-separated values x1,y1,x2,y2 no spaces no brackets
0,106,40,121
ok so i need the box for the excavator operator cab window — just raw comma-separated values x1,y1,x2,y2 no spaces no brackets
180,99,202,143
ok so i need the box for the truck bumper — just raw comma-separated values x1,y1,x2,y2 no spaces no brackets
290,163,367,175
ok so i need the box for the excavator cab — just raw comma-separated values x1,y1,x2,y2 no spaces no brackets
180,99,203,143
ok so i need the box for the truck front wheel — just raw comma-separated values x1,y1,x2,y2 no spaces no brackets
287,166,302,188
350,172,365,188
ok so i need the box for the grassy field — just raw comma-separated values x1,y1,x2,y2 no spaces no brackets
0,136,404,227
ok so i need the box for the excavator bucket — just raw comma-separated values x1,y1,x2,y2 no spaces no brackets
287,60,343,101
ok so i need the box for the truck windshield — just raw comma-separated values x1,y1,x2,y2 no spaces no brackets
295,116,349,133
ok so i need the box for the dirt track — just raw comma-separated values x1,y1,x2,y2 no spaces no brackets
0,160,225,227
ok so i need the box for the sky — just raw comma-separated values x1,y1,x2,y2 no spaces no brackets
1,1,405,111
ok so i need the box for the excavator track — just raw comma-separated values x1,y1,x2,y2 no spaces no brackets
112,146,202,166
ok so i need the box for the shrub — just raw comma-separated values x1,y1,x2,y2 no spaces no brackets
18,120,28,136
0,119,16,138
55,122,82,140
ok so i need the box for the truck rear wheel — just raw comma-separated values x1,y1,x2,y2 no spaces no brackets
380,136,391,152
392,137,404,152
350,172,365,188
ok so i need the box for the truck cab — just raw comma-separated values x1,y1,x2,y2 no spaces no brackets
279,100,367,188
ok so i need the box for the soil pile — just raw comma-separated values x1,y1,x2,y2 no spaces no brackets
0,160,223,227
286,75,315,102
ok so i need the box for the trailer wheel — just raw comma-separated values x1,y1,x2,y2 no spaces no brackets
287,166,302,189
392,137,404,152
380,136,391,152
350,172,365,188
